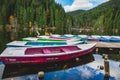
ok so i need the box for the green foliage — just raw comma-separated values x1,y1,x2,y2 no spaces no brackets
0,0,68,34
1,0,120,35
68,0,120,35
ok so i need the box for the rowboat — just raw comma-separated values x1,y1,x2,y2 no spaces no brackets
6,41,84,47
49,36,70,40
50,34,61,37
88,35,100,41
22,37,79,42
37,35,49,39
37,35,75,41
99,36,111,42
0,43,96,64
22,37,66,42
60,34,74,38
110,36,120,42
78,35,88,41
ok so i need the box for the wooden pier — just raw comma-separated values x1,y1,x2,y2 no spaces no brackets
88,41,120,54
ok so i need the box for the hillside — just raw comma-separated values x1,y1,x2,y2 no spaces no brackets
67,10,86,16
68,0,120,35
0,0,120,35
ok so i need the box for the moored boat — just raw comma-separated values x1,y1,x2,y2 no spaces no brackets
110,36,120,42
50,34,61,37
60,34,74,38
37,35,49,39
0,43,96,64
78,35,88,41
49,36,70,40
22,37,66,42
88,35,100,41
23,37,79,42
49,36,80,42
99,36,111,42
6,41,84,47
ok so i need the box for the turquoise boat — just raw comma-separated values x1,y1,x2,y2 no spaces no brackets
6,41,84,47
78,35,88,41
22,37,80,43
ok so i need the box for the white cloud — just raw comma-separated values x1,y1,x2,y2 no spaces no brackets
63,0,109,12
89,0,109,3
64,0,93,12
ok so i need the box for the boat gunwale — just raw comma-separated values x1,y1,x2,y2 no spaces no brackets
0,44,96,57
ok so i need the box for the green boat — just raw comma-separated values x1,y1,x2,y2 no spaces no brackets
38,38,66,42
22,37,67,42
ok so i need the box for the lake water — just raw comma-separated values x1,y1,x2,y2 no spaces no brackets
0,29,36,53
0,30,120,80
0,54,120,80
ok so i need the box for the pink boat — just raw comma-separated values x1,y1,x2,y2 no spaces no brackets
37,35,71,40
49,36,70,40
37,35,79,42
0,43,96,65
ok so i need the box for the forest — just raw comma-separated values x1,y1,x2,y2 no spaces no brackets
68,0,120,35
0,0,120,35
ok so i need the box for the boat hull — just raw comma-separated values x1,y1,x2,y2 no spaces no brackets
0,46,95,65
6,41,84,47
88,37,99,41
110,37,120,42
99,37,110,42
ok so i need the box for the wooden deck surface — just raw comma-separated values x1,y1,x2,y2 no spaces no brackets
88,41,120,48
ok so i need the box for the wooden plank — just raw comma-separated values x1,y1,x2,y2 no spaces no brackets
88,41,120,48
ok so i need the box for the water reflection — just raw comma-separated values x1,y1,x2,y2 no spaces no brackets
2,53,94,79
0,28,36,53
1,54,120,80
0,29,120,80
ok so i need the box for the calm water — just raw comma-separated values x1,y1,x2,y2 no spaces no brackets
0,54,120,80
1,29,120,61
0,29,36,53
0,29,120,80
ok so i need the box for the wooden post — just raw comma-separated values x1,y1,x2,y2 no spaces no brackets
63,64,68,70
38,71,44,80
45,25,49,36
75,57,79,62
104,60,110,77
96,48,98,53
104,54,110,80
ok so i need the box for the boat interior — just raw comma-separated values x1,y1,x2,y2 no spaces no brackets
25,46,81,55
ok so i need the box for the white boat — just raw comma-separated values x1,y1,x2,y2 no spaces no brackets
0,43,96,64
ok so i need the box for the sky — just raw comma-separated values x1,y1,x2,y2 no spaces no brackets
55,0,109,12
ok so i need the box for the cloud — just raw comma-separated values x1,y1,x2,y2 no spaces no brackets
63,0,109,12
89,0,109,3
64,0,93,12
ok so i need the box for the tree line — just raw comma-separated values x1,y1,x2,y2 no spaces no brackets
0,0,120,35
0,0,73,35
68,0,120,35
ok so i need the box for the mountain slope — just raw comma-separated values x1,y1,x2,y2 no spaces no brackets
68,0,120,35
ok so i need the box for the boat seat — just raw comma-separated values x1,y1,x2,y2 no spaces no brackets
61,48,70,52
42,49,51,54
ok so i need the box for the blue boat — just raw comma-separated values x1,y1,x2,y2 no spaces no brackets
99,36,111,42
110,36,120,42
